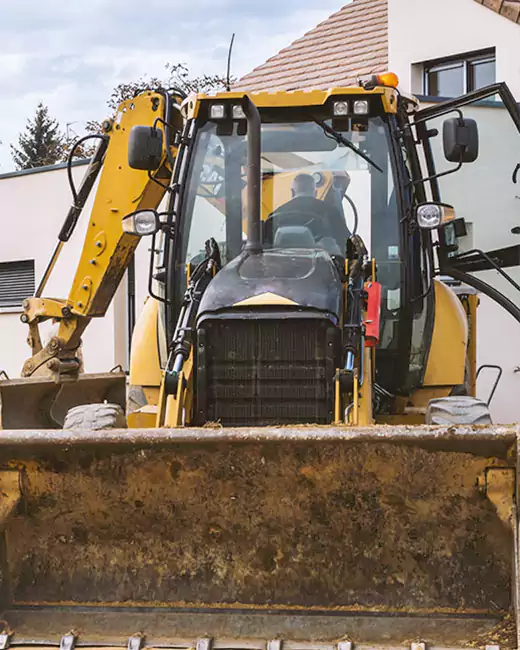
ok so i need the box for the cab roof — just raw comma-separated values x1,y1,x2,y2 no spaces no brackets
181,86,417,119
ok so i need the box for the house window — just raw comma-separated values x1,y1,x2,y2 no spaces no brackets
424,50,496,97
0,260,35,309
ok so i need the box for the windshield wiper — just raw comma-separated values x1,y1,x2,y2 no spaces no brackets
313,118,383,173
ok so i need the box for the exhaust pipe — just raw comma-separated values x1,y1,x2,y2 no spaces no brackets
241,95,262,254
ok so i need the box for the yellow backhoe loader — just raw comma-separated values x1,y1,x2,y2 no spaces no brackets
1,75,520,650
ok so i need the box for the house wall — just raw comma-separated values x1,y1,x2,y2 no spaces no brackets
389,0,520,423
0,163,149,379
388,0,520,98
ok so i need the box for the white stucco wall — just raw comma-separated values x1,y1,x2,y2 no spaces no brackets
0,164,149,379
425,102,520,423
389,0,520,99
388,0,520,423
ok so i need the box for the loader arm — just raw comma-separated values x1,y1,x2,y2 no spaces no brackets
20,91,178,380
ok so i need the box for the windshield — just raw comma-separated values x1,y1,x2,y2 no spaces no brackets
175,114,404,349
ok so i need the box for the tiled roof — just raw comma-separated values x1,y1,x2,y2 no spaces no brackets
473,0,520,24
236,0,388,92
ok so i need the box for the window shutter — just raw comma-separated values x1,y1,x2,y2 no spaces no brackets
0,260,35,308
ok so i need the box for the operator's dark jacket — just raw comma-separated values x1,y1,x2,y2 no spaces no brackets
270,196,351,250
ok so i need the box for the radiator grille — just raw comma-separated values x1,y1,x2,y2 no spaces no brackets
197,319,337,426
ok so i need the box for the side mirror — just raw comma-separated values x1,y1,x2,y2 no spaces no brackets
122,209,160,236
415,202,455,230
128,126,163,170
443,117,479,163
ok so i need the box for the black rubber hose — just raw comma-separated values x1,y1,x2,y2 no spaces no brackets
344,193,359,236
60,134,109,242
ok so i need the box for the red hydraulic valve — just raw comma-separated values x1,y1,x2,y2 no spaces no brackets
364,281,382,347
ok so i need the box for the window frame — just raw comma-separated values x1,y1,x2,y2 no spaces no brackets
423,48,496,98
0,259,35,312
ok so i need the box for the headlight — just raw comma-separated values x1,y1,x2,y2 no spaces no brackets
353,100,369,115
416,202,456,230
210,104,226,120
333,101,349,116
122,209,159,236
232,104,246,120
417,204,442,229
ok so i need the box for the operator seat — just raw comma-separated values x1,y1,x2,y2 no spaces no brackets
273,226,315,249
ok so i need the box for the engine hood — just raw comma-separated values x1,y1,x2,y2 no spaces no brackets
197,249,342,323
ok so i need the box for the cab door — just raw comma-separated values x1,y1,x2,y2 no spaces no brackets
413,82,520,321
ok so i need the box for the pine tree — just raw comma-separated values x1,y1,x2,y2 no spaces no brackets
11,103,66,170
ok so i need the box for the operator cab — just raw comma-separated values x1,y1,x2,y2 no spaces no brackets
126,85,414,403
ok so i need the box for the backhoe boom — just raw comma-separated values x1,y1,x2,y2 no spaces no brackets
20,91,176,380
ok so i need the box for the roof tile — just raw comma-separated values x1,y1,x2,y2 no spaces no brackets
236,0,389,92
473,0,520,24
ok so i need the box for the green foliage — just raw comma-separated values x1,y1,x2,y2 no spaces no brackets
86,63,232,136
107,62,233,111
11,103,66,170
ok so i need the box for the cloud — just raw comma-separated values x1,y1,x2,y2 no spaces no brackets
0,0,342,171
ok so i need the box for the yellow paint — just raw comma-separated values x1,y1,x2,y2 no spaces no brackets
164,373,185,427
183,349,195,425
203,166,341,230
183,86,402,119
233,292,298,307
23,297,67,324
408,386,452,408
143,387,160,406
351,374,359,425
157,349,194,428
423,280,467,387
259,168,336,221
463,293,479,397
22,91,179,376
127,406,158,429
129,297,162,387
155,373,168,428
67,92,176,319
357,347,375,426
334,371,341,424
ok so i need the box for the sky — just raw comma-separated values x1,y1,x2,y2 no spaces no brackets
0,0,345,172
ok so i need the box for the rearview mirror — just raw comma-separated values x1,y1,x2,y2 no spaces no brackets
128,125,163,170
122,209,160,236
443,117,479,163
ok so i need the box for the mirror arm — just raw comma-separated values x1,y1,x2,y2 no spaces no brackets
412,107,464,128
148,232,171,306
147,168,173,193
410,159,463,187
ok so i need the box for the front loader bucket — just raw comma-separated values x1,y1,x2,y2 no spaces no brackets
0,425,517,650
0,372,126,428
